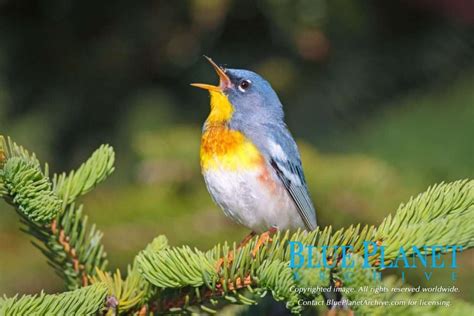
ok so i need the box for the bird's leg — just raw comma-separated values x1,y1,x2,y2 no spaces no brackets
251,226,278,257
238,231,256,248
216,231,256,272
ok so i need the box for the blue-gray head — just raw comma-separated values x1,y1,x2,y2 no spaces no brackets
191,57,285,126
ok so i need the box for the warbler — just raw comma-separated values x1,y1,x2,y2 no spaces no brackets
191,57,317,238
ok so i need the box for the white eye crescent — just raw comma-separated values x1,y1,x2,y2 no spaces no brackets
238,80,251,92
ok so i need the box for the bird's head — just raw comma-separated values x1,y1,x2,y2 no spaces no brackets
191,56,284,126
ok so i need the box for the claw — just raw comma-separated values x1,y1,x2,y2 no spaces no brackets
216,231,255,272
215,257,224,272
251,227,278,257
215,250,234,272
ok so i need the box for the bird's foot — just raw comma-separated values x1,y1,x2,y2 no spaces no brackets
216,231,256,272
238,231,256,248
215,251,234,272
251,226,278,257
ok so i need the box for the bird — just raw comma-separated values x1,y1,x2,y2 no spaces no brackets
191,57,317,254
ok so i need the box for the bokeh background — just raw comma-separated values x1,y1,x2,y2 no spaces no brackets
0,0,473,309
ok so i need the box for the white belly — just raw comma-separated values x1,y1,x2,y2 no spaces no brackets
203,166,305,233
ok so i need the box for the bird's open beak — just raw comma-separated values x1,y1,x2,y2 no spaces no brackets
191,56,232,91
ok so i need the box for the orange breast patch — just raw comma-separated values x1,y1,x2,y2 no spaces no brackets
201,126,264,171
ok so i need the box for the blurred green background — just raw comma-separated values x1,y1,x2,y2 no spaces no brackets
0,0,473,308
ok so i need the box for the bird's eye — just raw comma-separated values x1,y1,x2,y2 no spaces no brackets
238,80,251,92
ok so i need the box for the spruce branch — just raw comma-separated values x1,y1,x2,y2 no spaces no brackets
2,157,62,223
89,236,169,314
89,239,165,315
135,180,473,314
52,144,115,209
374,179,473,265
0,284,107,315
136,229,364,313
0,136,112,290
0,136,472,315
91,268,146,315
40,203,108,289
255,260,300,312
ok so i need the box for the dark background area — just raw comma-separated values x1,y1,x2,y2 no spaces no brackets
0,0,472,310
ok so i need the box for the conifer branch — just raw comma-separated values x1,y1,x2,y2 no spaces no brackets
88,236,168,314
0,284,107,315
374,180,473,264
52,144,115,209
0,136,112,290
136,180,473,314
0,136,472,315
2,157,62,223
39,203,108,289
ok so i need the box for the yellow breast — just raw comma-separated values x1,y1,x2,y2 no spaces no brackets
200,90,263,171
201,127,263,171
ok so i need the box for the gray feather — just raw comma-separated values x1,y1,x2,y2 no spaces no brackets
236,121,318,231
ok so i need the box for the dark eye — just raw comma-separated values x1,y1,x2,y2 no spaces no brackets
238,79,251,92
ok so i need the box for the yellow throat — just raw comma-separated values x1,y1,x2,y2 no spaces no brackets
200,91,262,171
205,90,234,125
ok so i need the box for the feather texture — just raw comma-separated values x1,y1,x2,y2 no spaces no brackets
270,157,317,230
243,124,317,231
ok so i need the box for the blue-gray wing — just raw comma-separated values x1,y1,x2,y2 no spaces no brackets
257,125,317,231
270,157,317,230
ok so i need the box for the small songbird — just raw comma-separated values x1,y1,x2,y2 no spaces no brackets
191,57,317,241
